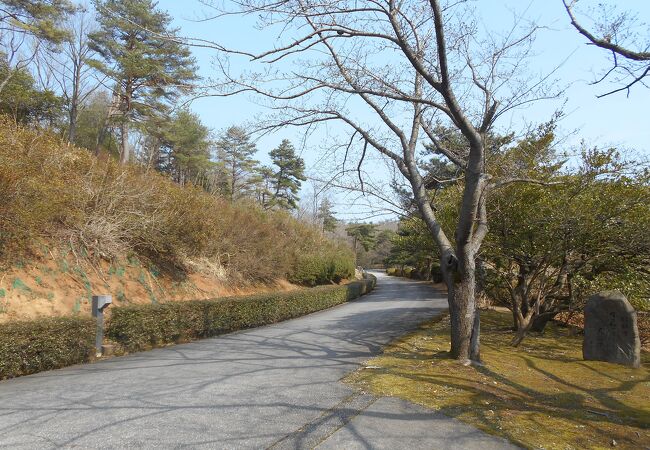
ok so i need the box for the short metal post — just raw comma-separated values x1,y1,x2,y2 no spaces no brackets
92,295,112,357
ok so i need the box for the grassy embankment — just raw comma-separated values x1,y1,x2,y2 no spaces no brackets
347,309,649,450
0,118,354,321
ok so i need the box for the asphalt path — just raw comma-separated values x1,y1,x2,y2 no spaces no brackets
0,271,516,449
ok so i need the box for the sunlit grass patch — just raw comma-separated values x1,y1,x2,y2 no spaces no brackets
346,310,650,450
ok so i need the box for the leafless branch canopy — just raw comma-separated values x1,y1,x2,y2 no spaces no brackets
196,0,560,258
563,0,650,97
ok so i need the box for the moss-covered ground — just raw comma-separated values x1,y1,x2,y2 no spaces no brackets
346,310,649,450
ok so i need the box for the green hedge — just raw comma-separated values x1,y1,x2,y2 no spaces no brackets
108,275,377,353
288,250,355,286
386,265,443,282
0,316,95,380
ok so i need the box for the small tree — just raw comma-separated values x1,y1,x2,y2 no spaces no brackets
485,144,650,345
73,90,117,155
0,61,62,125
267,139,306,210
89,0,197,164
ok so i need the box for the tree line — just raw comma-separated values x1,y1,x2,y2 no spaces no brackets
0,0,315,212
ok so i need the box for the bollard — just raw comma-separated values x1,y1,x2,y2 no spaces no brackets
91,295,112,357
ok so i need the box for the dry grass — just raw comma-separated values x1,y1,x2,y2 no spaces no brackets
346,310,650,450
0,118,353,285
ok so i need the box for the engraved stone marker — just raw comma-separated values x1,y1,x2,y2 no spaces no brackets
583,291,641,368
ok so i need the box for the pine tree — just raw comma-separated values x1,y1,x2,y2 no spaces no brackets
268,139,306,210
0,1,75,95
0,0,75,43
251,166,274,208
346,223,377,263
215,126,259,200
89,0,197,164
161,109,212,186
317,198,338,232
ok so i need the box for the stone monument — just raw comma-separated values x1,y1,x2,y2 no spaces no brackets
583,291,641,368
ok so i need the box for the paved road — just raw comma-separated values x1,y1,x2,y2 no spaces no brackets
0,272,515,449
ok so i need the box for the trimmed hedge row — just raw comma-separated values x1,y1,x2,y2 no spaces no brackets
107,275,377,353
0,316,95,380
386,265,443,283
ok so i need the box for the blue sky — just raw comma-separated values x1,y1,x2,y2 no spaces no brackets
156,0,649,218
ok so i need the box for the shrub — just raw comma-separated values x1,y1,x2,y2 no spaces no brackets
0,316,95,379
288,246,355,286
430,262,444,283
108,275,376,353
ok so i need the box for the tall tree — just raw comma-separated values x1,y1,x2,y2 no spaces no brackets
204,0,559,362
267,139,306,210
89,0,197,164
38,5,103,142
214,126,259,200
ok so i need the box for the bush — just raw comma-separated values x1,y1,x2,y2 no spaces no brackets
108,275,376,353
0,316,95,379
288,246,355,286
430,262,444,283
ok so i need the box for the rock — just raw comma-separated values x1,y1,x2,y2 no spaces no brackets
583,291,641,368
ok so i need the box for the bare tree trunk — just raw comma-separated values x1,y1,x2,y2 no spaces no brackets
120,122,129,164
68,101,78,142
67,58,81,143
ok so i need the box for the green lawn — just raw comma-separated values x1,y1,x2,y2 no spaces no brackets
346,310,650,450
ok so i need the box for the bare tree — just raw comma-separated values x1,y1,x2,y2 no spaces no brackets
563,0,650,97
199,0,560,363
0,24,40,93
38,5,104,142
0,0,75,93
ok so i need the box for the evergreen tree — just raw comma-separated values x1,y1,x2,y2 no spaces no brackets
0,61,62,125
161,109,212,186
317,198,338,232
0,0,75,43
251,166,274,208
215,126,259,200
73,90,117,156
89,0,197,164
267,139,306,210
346,223,377,263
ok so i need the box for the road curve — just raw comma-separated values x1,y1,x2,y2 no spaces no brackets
0,272,515,449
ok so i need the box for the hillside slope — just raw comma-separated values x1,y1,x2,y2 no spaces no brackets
0,119,353,321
